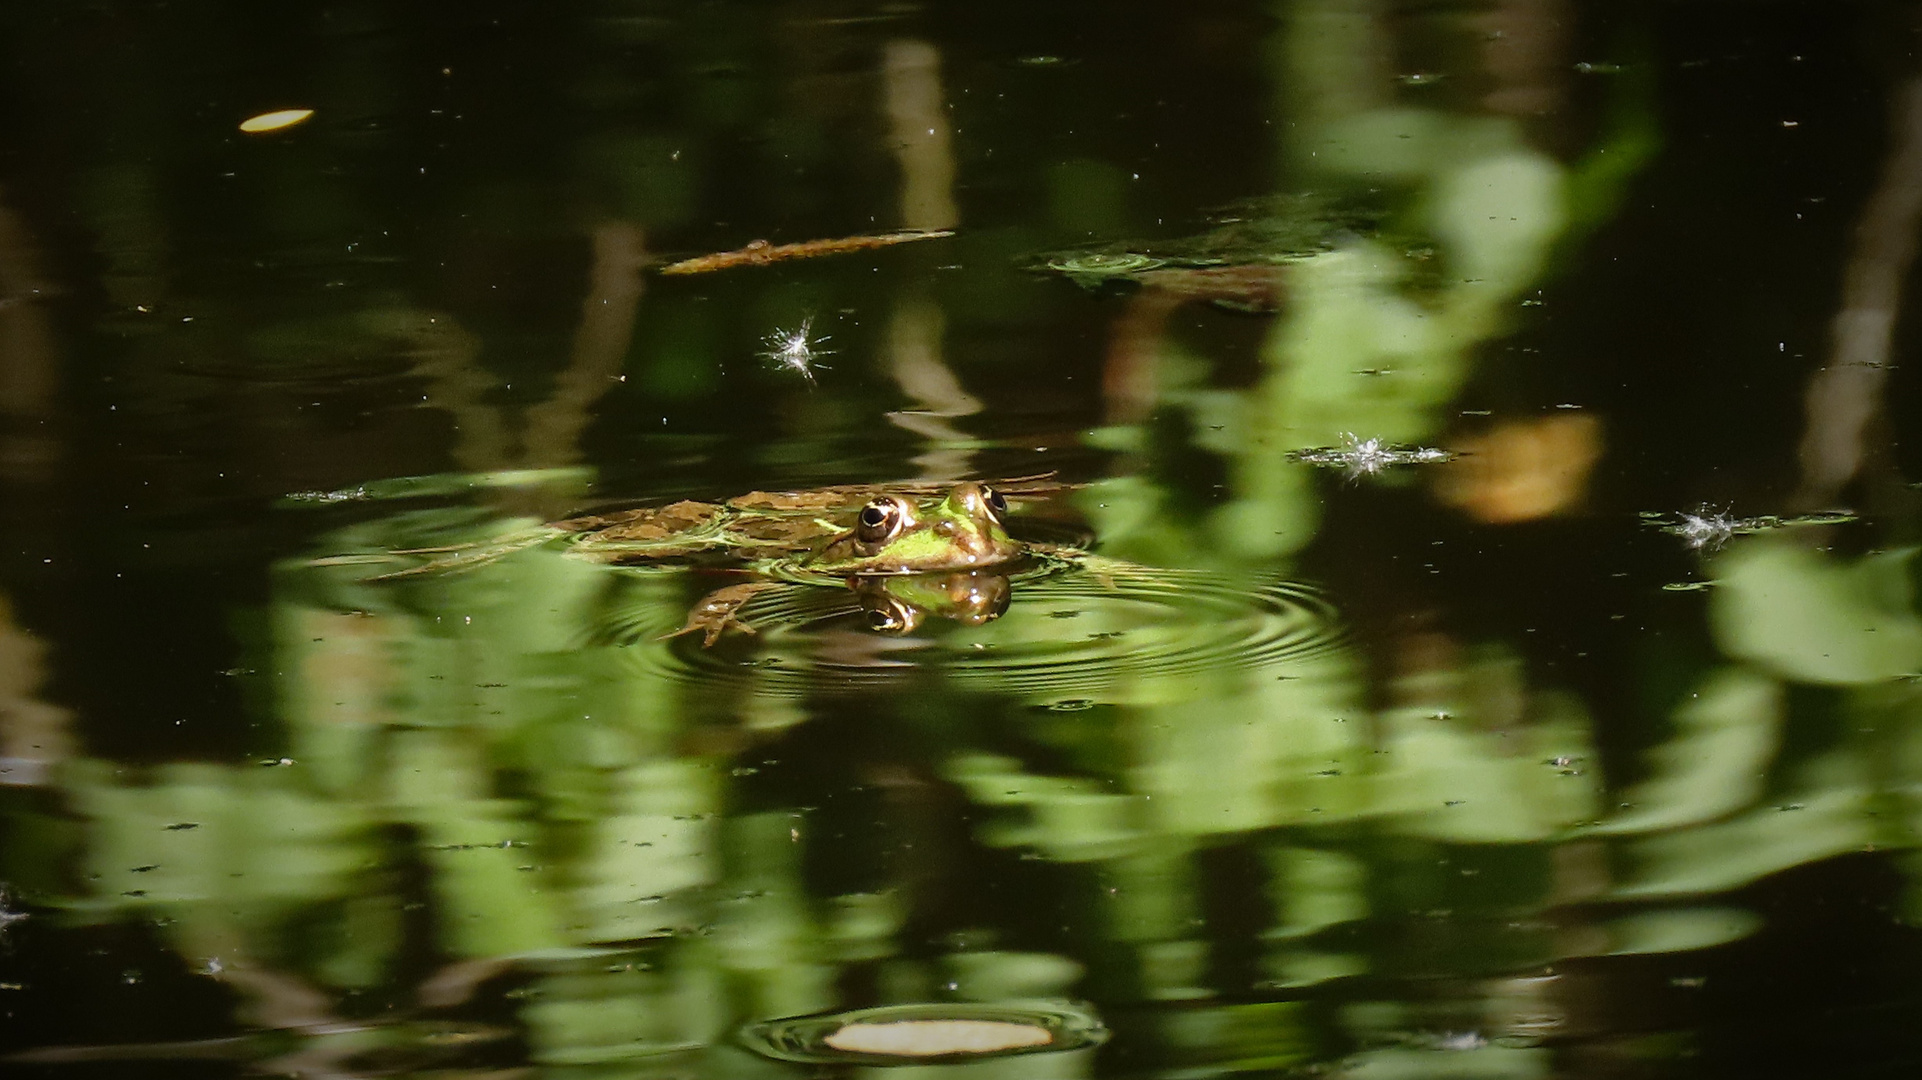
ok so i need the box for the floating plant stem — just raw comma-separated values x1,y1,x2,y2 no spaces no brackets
658,230,953,275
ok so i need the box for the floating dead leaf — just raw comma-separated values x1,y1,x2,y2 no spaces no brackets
239,109,315,134
823,1019,1054,1056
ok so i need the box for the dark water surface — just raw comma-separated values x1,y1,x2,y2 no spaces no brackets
3,2,1922,1077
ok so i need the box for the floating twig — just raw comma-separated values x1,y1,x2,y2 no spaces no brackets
657,230,954,275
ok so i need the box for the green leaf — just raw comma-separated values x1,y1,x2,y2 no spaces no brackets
1711,539,1922,684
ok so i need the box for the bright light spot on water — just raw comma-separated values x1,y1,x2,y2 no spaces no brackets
239,109,314,134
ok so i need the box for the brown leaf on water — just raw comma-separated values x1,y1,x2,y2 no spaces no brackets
657,230,954,275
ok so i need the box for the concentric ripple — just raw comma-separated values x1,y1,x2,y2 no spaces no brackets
617,564,1345,700
1044,251,1166,275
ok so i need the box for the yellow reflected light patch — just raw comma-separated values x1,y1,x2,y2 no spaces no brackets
740,1001,1107,1064
1434,413,1603,524
822,1020,1053,1057
239,109,314,134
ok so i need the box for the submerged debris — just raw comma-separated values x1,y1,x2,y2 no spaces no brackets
281,467,591,506
1289,433,1455,478
758,316,832,382
1024,192,1374,297
0,885,28,936
658,230,953,275
1644,508,1857,551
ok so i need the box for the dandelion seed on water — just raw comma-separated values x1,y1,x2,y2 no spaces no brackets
1289,433,1455,479
1654,506,1853,550
759,316,833,382
1672,510,1737,550
1345,437,1393,476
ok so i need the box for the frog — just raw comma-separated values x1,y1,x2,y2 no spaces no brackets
373,477,1072,645
609,481,1031,644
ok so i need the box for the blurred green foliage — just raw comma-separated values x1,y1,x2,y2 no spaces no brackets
2,2,1920,1078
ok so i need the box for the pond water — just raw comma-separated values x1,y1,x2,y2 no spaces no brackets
2,2,1921,1077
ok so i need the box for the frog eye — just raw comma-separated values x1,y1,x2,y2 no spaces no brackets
855,496,912,546
982,485,1008,517
864,597,920,633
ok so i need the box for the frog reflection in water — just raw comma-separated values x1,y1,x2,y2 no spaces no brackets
853,570,1011,635
499,480,1054,645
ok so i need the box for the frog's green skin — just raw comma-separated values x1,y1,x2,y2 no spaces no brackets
369,478,1067,645
657,483,1023,645
554,480,1055,645
556,480,1040,572
805,483,1017,574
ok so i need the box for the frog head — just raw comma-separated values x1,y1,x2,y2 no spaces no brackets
805,482,1019,574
